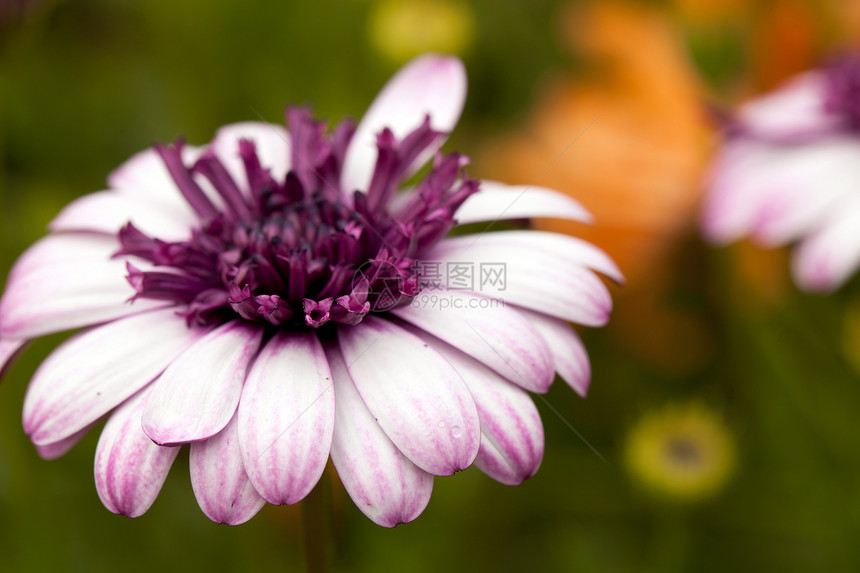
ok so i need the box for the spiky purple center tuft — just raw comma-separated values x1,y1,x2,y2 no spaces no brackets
119,107,479,330
825,54,860,129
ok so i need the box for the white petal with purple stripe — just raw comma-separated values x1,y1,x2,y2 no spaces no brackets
238,332,335,506
327,345,433,527
0,234,163,339
142,320,263,446
94,387,180,518
410,329,544,485
23,308,205,446
190,412,266,525
338,316,480,476
392,290,555,393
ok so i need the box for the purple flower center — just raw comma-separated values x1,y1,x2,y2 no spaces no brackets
119,107,479,330
824,54,860,130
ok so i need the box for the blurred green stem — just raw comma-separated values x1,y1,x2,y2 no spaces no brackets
649,507,688,573
301,474,333,573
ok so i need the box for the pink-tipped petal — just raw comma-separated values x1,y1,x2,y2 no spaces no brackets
508,263,612,326
23,308,205,446
0,234,163,339
702,140,784,244
190,413,266,525
94,387,180,518
703,136,860,246
738,72,841,140
326,345,433,527
341,54,466,193
392,291,555,393
410,330,544,485
142,321,263,446
338,316,480,476
49,190,194,240
454,180,593,225
422,235,614,327
238,332,335,506
35,423,96,460
750,139,860,247
211,122,291,191
517,309,591,397
0,338,26,379
429,230,624,284
752,178,848,248
4,233,116,281
792,197,860,292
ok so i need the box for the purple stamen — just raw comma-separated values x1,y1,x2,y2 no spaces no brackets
303,298,333,328
238,139,279,211
193,153,253,220
154,141,219,221
255,294,292,326
120,106,479,330
365,128,401,211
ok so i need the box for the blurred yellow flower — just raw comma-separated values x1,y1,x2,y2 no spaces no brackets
368,0,474,63
624,402,736,502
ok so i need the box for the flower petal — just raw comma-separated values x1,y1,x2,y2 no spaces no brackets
190,412,266,525
238,332,335,506
211,122,291,191
23,308,205,446
749,141,860,247
421,234,614,326
429,230,624,284
737,72,841,140
454,180,592,225
35,423,96,460
410,331,544,486
4,233,116,279
0,234,163,339
49,190,195,240
703,136,860,246
326,345,433,527
701,140,780,244
94,386,180,518
392,290,555,393
517,309,591,397
0,337,26,379
341,54,466,193
792,196,860,292
337,316,480,476
142,321,263,446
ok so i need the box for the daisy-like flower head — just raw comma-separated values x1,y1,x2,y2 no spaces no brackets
702,53,860,293
0,54,621,527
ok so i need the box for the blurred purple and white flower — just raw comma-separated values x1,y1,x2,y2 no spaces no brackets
0,54,620,527
702,55,860,292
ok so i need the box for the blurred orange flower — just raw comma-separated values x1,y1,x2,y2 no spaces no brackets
749,0,819,90
479,1,713,372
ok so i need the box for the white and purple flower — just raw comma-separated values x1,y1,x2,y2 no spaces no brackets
0,54,620,527
702,54,860,292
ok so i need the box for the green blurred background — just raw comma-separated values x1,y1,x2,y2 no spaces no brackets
3,0,860,571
